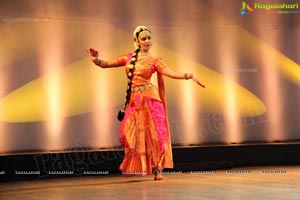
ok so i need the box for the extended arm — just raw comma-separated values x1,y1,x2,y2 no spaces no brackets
161,66,205,88
93,58,121,68
86,48,122,68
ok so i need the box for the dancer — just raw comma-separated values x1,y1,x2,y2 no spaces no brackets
87,25,205,180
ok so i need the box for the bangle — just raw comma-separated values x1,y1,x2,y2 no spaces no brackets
184,73,188,80
94,59,101,66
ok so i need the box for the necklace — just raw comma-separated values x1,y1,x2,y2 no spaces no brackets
139,52,150,57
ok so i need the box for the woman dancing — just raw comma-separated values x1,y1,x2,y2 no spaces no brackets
87,25,205,180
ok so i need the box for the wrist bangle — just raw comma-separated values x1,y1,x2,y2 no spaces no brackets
184,73,188,80
94,59,101,66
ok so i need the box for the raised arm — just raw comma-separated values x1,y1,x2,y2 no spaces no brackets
161,66,206,88
86,48,123,68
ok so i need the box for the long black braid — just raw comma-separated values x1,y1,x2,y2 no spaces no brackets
117,48,140,121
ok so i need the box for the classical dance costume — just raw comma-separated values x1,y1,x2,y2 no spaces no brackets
117,53,173,176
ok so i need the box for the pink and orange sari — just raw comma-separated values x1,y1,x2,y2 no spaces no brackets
117,53,173,176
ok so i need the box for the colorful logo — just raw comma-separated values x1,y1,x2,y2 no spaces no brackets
241,1,254,15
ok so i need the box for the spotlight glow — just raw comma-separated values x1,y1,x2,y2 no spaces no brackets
260,46,284,141
180,60,199,145
37,23,65,149
91,63,114,148
251,12,285,142
217,27,241,144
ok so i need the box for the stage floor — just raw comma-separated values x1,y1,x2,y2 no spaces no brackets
0,166,299,200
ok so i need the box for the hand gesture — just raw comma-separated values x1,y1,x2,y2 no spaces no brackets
86,48,99,62
192,73,205,88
